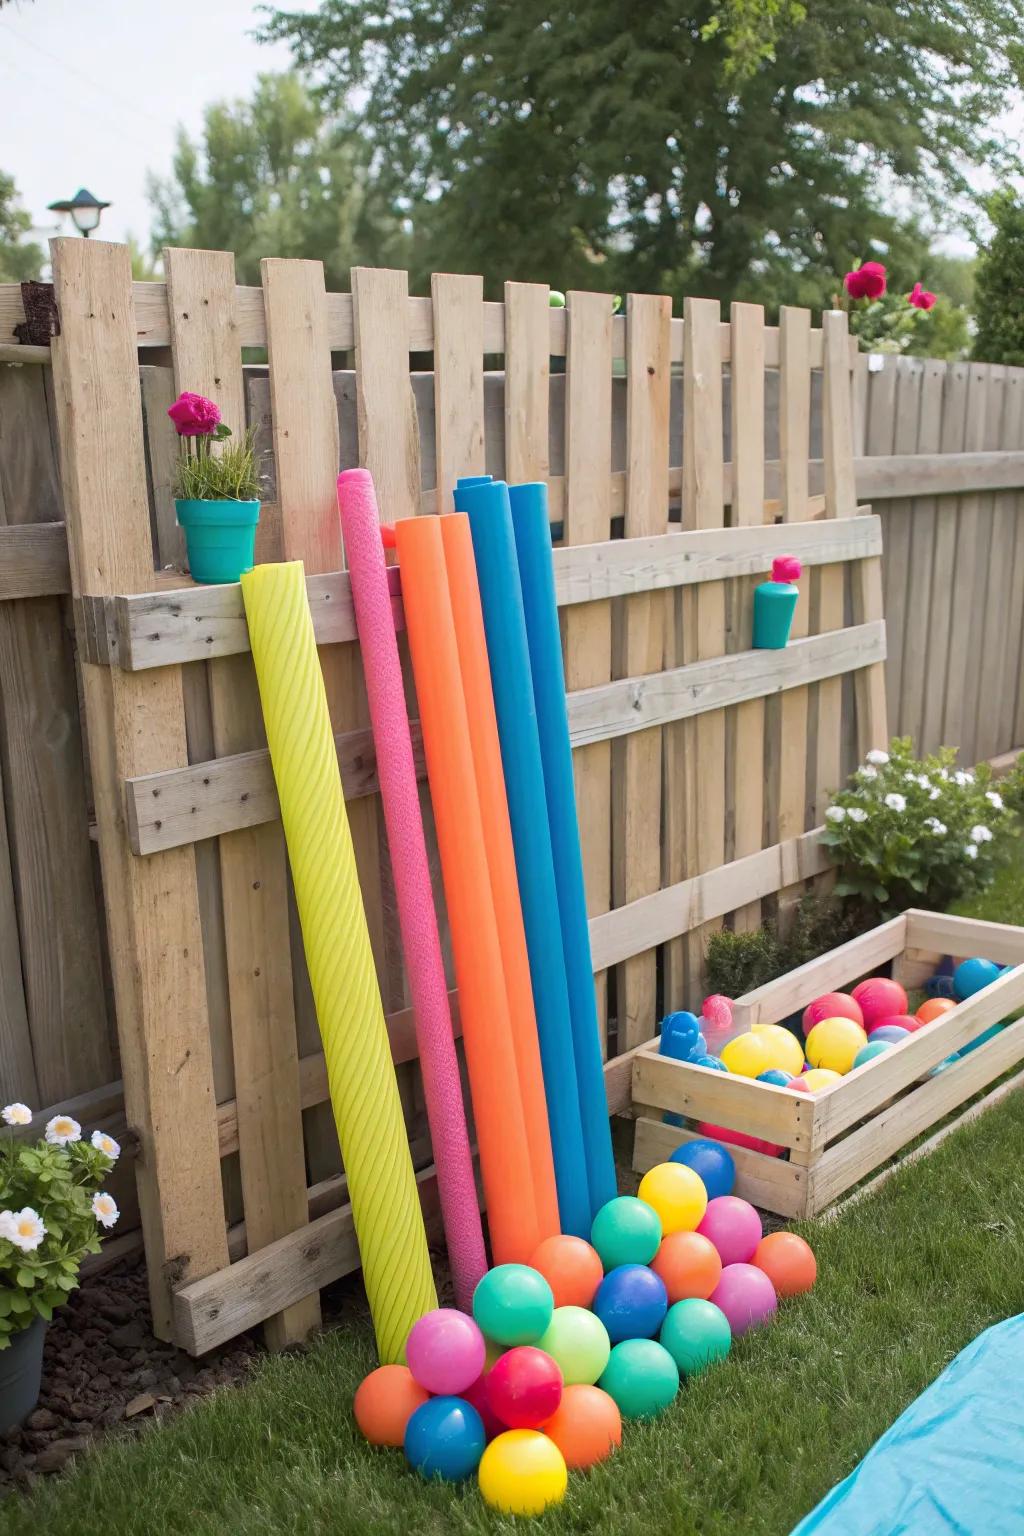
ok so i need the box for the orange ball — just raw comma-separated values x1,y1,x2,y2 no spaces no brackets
530,1234,604,1310
650,1230,723,1304
353,1364,429,1447
916,997,957,1025
752,1232,817,1298
542,1384,621,1470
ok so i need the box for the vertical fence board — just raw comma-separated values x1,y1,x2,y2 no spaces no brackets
0,746,33,1102
815,312,856,820
50,238,228,1338
899,359,945,750
1002,369,1024,755
614,293,670,1048
165,247,318,1349
350,268,421,521
682,297,726,995
920,363,968,755
973,366,1010,763
729,302,766,933
885,360,923,734
564,292,614,1049
431,274,485,511
942,365,989,759
504,283,550,484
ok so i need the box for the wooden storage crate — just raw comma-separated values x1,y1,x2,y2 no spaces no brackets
632,909,1024,1218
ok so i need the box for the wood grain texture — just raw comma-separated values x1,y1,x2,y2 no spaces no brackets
166,246,318,1350
430,273,485,511
921,363,968,755
564,291,614,1049
941,364,989,757
815,312,854,820
615,293,671,1048
0,522,70,598
349,269,421,522
898,359,945,750
49,237,228,1339
503,282,550,483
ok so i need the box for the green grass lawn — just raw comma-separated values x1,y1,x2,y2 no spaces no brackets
7,854,1024,1536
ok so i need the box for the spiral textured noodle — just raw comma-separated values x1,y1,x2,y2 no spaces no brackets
241,561,436,1362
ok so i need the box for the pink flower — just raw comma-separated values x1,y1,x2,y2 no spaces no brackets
844,261,887,300
772,555,802,583
908,282,936,311
167,392,222,437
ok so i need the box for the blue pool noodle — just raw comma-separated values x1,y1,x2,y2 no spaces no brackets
453,478,591,1237
508,482,617,1213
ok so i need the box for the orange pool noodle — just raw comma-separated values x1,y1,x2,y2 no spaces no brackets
393,515,541,1264
440,514,560,1243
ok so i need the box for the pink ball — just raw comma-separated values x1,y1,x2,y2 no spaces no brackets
872,1013,922,1034
405,1308,485,1396
710,1263,778,1336
802,992,864,1037
697,1122,783,1157
697,1196,763,1266
486,1346,563,1430
851,977,908,1027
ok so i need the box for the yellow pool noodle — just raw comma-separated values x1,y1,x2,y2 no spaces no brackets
240,560,436,1362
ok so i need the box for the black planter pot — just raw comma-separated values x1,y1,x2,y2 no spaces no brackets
0,1316,46,1432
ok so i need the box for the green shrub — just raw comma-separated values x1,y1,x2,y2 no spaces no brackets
704,893,865,999
973,192,1024,366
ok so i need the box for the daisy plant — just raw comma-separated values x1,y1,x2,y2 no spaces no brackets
0,1103,120,1346
822,737,1014,918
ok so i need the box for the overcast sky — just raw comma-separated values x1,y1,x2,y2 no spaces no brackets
0,0,1018,261
0,0,321,248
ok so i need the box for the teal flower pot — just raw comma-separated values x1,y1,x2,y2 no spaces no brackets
176,498,260,584
752,581,799,649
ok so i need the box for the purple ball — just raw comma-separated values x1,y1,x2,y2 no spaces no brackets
406,1308,485,1396
697,1196,763,1266
709,1263,778,1336
869,1024,911,1045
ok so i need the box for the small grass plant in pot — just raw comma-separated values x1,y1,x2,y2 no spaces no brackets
0,1103,120,1431
170,391,261,583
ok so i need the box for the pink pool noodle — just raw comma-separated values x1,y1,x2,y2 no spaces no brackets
337,468,487,1309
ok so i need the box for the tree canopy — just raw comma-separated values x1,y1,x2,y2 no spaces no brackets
148,72,409,286
0,171,42,283
973,193,1024,366
263,0,1022,306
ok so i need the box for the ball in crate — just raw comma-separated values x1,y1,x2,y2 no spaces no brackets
801,1068,842,1091
752,1023,805,1075
721,1032,773,1078
852,1040,892,1069
872,1013,922,1034
806,1016,868,1074
669,1137,736,1200
802,991,864,1036
757,1068,794,1087
851,976,908,1026
953,956,1001,1000
916,997,958,1025
868,1024,911,1045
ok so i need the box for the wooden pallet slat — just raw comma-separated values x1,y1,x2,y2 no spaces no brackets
503,282,550,484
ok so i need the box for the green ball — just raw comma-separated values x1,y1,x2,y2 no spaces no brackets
590,1196,662,1271
472,1264,554,1345
537,1306,611,1386
599,1338,679,1420
660,1299,732,1376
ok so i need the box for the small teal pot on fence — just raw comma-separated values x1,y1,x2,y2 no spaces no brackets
0,1316,46,1433
175,498,260,584
752,555,802,649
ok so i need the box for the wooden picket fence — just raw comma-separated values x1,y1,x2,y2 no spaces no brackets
3,242,886,1352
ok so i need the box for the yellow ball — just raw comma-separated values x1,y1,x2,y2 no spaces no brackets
806,1016,868,1074
637,1162,708,1234
721,1032,772,1078
478,1430,568,1516
802,1067,843,1092
752,1023,805,1076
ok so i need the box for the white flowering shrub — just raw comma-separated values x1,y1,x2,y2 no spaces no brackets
0,1105,119,1346
822,738,1013,916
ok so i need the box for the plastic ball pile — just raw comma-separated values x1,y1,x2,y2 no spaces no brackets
353,1141,817,1516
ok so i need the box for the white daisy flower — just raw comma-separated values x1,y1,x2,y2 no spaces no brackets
929,787,941,800
924,818,947,835
903,770,917,783
987,791,1004,810
964,843,978,860
953,771,972,787
848,807,868,823
884,793,906,813
970,825,994,844
1,1103,32,1127
938,768,950,781
860,765,879,781
91,1192,119,1229
3,1208,46,1252
826,806,846,823
44,1115,81,1147
91,1130,120,1162
917,775,932,789
866,749,889,766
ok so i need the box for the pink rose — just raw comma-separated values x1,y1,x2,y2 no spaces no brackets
844,261,887,301
168,391,222,437
908,282,936,311
772,555,802,583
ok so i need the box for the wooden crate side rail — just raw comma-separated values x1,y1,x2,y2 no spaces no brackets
904,908,1024,967
731,914,908,1028
632,1118,809,1218
632,1047,816,1151
78,518,882,672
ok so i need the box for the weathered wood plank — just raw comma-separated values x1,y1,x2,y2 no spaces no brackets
0,523,70,599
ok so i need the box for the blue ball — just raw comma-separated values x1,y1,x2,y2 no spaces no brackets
592,1264,668,1343
659,1012,701,1060
669,1137,736,1199
953,957,1001,1001
926,974,957,999
663,1111,685,1128
404,1397,485,1482
853,1040,892,1069
690,1055,728,1074
757,1069,792,1087
870,1024,910,1044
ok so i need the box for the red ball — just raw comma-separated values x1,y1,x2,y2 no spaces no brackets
788,1077,811,1093
802,992,863,1037
698,1122,783,1157
851,976,908,1026
872,1013,922,1034
486,1346,563,1430
462,1371,505,1441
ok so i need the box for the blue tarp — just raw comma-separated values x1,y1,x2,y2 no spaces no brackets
792,1315,1024,1535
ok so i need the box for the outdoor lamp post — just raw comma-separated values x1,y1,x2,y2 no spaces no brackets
47,188,111,237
